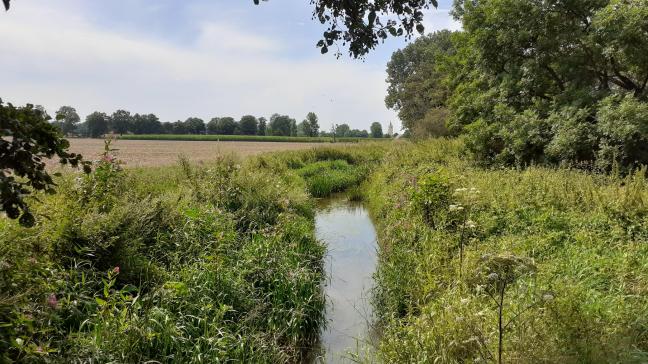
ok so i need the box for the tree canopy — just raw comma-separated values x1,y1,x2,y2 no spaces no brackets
239,115,258,135
0,101,90,226
370,122,383,138
385,30,455,135
55,106,81,135
269,114,295,136
386,0,648,170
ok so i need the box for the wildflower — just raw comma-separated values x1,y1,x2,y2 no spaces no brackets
15,338,23,346
113,266,120,274
487,272,499,281
542,292,555,301
47,294,58,309
460,298,470,304
449,204,464,212
455,188,468,193
466,220,477,229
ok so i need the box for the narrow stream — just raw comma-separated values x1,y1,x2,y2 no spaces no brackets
313,195,379,363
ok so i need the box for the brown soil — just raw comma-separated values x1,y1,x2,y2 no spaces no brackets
52,138,326,168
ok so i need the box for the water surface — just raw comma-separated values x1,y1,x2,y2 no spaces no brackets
314,195,378,363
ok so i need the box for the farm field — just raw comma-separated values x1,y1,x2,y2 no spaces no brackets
58,138,334,167
118,134,377,143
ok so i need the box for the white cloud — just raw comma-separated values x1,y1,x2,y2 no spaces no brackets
0,1,399,130
421,8,462,33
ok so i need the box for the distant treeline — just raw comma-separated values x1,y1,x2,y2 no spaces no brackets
118,134,380,143
45,106,393,139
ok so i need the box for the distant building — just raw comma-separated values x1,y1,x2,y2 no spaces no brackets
387,122,394,137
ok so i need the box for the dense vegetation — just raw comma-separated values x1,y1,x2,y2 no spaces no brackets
364,139,648,363
0,141,384,362
386,1,648,171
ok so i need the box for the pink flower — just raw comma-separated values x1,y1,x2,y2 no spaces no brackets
113,266,120,274
47,294,58,309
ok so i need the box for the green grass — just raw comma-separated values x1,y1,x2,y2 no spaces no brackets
5,138,642,363
118,134,389,143
296,160,367,197
364,139,648,363
0,143,384,363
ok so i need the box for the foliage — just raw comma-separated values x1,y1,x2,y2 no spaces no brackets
595,94,648,171
306,112,319,136
209,117,237,135
296,159,367,197
370,122,383,138
0,141,373,362
110,110,132,136
131,113,162,135
269,114,297,136
365,139,648,363
335,123,351,137
384,0,648,170
256,0,438,57
258,117,267,136
55,106,80,135
0,100,90,227
183,117,205,135
85,111,109,138
385,30,455,132
239,115,258,135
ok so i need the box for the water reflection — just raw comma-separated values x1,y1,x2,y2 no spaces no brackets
313,195,378,363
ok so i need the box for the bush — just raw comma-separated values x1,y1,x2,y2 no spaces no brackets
596,94,648,171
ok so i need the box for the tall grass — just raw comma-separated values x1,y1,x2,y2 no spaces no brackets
0,148,329,362
364,139,648,363
0,142,386,363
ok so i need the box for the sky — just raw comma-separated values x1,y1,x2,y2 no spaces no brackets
0,0,460,132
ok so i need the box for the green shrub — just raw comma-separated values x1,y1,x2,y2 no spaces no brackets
596,94,648,171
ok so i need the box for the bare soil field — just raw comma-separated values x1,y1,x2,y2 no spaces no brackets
54,138,327,168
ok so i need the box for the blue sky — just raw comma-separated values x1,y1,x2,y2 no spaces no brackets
0,0,459,131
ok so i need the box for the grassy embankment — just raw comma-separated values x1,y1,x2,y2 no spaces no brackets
0,142,385,363
362,139,648,363
119,134,388,143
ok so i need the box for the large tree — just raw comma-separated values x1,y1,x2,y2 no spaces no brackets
110,110,132,135
385,30,455,133
269,114,294,136
55,106,81,135
132,113,162,134
86,111,109,138
335,123,351,137
305,112,319,136
257,117,267,136
445,0,648,168
213,117,237,135
184,117,206,134
370,122,383,138
239,115,258,135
